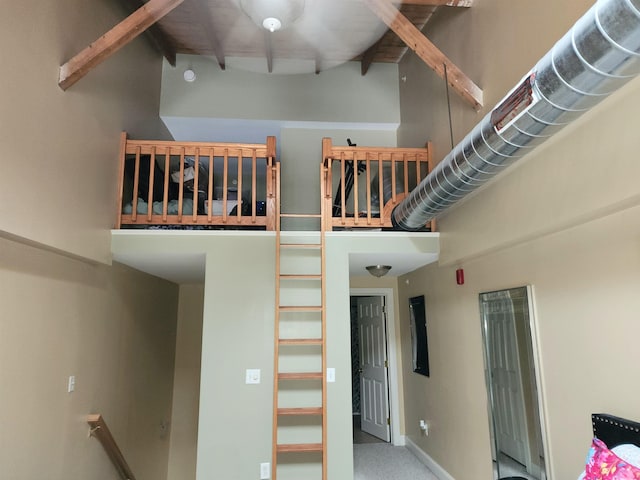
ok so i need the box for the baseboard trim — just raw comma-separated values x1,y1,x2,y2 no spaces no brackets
392,434,406,446
405,437,455,480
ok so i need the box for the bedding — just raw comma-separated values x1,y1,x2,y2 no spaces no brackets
123,198,194,215
204,199,238,216
578,414,640,480
581,438,640,479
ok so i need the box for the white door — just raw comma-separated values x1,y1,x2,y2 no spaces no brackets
357,296,390,442
485,296,530,467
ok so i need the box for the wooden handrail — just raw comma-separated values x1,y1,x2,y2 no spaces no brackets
117,133,278,230
87,414,137,480
321,138,434,231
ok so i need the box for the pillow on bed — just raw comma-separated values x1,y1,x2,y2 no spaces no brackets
613,444,640,469
582,438,640,479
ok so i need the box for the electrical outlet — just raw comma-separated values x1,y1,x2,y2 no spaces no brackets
419,419,429,435
67,375,75,393
260,462,270,479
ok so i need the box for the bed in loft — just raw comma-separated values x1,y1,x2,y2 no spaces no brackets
115,133,436,232
117,133,277,230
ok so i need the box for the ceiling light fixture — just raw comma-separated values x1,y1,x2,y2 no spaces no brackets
239,0,305,33
183,68,196,82
262,17,282,32
366,265,392,278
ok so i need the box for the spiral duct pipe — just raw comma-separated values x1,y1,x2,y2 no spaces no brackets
392,0,640,230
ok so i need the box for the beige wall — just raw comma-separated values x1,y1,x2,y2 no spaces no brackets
397,0,640,479
0,0,171,264
0,3,179,479
167,285,204,480
0,236,179,480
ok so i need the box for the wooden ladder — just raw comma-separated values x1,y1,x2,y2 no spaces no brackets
272,163,327,480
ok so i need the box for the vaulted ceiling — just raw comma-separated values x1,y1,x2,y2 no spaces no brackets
59,0,482,108
123,0,461,74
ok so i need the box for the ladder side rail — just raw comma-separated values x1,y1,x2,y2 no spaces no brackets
271,161,282,480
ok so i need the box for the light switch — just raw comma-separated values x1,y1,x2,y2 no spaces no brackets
246,369,261,384
326,368,335,383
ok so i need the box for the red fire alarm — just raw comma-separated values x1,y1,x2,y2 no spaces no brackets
456,268,465,285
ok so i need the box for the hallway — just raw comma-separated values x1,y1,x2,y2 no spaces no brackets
353,415,438,479
354,443,440,480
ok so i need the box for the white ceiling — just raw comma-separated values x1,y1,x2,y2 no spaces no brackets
349,251,438,278
113,249,436,284
114,251,206,284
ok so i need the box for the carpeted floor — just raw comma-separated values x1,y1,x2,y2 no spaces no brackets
353,415,386,445
354,443,440,480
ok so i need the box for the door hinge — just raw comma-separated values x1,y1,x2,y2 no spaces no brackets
387,418,390,425
384,360,388,368
382,305,387,314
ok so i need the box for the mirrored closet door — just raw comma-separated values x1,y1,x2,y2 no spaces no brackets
479,286,548,480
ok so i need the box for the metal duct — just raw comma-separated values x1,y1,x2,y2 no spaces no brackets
392,0,640,231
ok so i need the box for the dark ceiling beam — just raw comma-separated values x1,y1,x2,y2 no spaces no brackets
192,0,226,70
361,37,384,76
118,0,178,66
59,0,185,90
363,0,483,109
265,32,273,73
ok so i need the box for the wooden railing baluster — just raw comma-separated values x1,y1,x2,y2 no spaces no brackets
321,140,433,231
118,135,277,230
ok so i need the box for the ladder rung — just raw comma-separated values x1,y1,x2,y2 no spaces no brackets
280,243,321,249
277,443,323,453
279,274,322,280
277,407,323,416
279,306,322,312
279,338,322,346
278,372,323,380
280,213,322,218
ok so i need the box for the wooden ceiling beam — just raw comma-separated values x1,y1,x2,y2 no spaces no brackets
265,32,274,74
59,0,185,90
193,0,226,70
363,0,483,109
361,37,384,76
118,0,178,66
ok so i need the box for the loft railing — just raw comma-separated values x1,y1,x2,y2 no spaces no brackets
321,138,435,231
116,133,277,230
87,414,136,480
